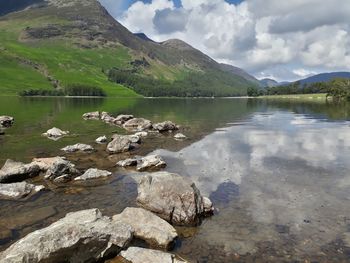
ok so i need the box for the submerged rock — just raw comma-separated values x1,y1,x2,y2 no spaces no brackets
0,159,41,183
174,133,187,140
137,171,214,226
113,207,178,249
120,247,187,263
0,182,44,200
0,209,133,263
136,155,166,172
44,158,80,182
153,121,178,132
61,143,94,153
0,116,14,128
42,127,69,139
74,168,112,181
123,118,152,131
95,135,107,144
107,135,138,154
116,158,138,167
82,111,100,120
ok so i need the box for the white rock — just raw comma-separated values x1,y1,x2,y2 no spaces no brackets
61,143,94,153
113,207,177,249
74,168,112,181
120,247,187,263
136,155,166,172
174,133,187,140
42,127,69,139
0,182,44,200
95,135,107,144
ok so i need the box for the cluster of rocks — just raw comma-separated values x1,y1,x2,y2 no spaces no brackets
0,115,14,135
0,170,213,262
0,156,114,199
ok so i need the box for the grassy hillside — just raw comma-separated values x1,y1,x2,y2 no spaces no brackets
0,0,257,97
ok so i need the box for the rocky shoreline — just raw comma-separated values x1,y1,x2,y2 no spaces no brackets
0,112,213,263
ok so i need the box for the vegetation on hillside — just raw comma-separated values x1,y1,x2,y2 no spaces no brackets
249,78,350,101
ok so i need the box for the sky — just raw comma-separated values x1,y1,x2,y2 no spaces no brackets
98,0,350,81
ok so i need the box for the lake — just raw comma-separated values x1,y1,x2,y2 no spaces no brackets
0,96,350,262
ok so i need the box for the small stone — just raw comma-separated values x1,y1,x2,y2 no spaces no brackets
95,135,107,144
0,116,14,128
82,111,100,120
136,155,166,172
61,143,94,153
174,133,187,140
74,168,112,181
42,127,69,139
116,158,138,167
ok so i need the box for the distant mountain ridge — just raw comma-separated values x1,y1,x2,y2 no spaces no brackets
297,72,350,85
0,0,258,97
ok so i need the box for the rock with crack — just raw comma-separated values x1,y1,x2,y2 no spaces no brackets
0,159,41,183
61,143,94,153
42,127,69,139
116,158,138,167
174,133,187,140
153,121,178,132
95,135,107,144
74,168,112,181
0,116,14,128
0,209,133,263
136,155,166,172
113,207,178,249
82,111,100,120
44,158,80,183
0,182,45,200
114,114,134,125
31,156,67,172
120,247,187,263
137,171,214,226
123,118,152,131
107,135,139,154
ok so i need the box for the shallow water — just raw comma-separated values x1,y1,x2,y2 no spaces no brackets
0,97,350,262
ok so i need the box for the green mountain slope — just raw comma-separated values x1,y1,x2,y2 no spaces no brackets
0,0,257,97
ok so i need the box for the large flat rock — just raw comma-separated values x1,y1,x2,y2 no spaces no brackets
0,182,44,200
120,247,187,263
113,207,177,249
0,160,41,183
0,209,133,263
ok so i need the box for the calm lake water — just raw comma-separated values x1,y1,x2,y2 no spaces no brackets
1,96,350,262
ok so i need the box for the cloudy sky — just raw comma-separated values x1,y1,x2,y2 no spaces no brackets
98,0,350,81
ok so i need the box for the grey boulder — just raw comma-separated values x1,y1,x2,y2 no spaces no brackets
120,247,187,263
113,207,177,249
82,111,100,120
0,159,41,183
136,155,166,172
114,114,134,125
107,135,138,154
61,143,94,153
74,168,112,181
123,118,152,131
44,158,80,182
153,121,178,132
0,182,45,200
0,209,133,263
0,116,14,128
137,172,214,226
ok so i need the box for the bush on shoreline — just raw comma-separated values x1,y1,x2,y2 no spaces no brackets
18,84,106,97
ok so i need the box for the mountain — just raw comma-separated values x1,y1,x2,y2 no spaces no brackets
297,72,350,85
0,0,257,97
259,78,279,88
219,63,260,86
133,33,156,43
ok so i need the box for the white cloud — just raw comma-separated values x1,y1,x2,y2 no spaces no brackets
108,0,350,81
